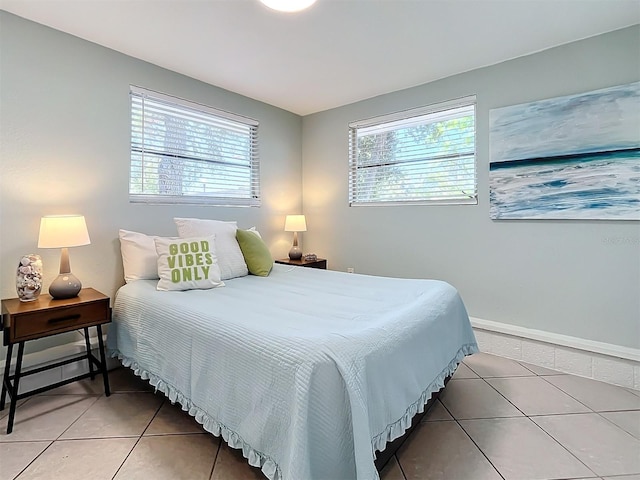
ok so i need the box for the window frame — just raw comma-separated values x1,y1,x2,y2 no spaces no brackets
348,95,477,207
129,85,260,207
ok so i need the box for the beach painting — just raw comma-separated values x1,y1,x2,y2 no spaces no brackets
489,82,640,220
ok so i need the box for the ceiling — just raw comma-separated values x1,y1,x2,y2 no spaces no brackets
1,0,639,115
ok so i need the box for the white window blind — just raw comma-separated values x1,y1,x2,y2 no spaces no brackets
349,96,477,206
130,86,260,206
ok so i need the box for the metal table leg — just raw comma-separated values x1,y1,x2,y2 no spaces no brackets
96,324,110,396
6,342,25,434
83,327,95,380
1,343,13,411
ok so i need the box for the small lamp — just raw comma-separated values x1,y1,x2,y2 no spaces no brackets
284,214,307,260
38,215,91,299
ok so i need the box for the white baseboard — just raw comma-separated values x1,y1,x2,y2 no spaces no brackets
471,317,640,390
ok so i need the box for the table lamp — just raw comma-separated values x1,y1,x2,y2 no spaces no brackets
38,215,91,299
284,215,306,260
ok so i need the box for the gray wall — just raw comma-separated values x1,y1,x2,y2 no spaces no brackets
301,26,640,350
1,12,638,356
0,12,302,354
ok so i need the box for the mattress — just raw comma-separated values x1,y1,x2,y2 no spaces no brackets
107,264,478,480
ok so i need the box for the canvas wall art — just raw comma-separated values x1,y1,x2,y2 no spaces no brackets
489,82,640,220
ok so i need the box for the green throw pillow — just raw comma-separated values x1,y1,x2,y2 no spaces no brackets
236,229,273,276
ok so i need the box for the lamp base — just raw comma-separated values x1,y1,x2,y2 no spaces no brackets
49,273,82,299
288,245,303,260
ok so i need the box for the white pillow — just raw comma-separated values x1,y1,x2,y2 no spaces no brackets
174,218,248,280
154,236,224,291
118,229,161,283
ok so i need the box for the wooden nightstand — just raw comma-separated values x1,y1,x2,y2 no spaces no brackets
275,258,327,269
1,288,111,434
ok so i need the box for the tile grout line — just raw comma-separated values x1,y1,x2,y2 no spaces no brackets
407,367,633,480
479,373,530,418
537,374,595,410
526,415,601,479
435,387,507,480
451,416,507,480
110,393,165,480
208,436,223,480
490,369,601,478
592,410,640,441
8,392,100,480
536,374,640,439
12,440,54,480
54,394,102,441
507,366,605,478
452,360,527,479
459,358,602,480
393,454,408,480
109,433,144,480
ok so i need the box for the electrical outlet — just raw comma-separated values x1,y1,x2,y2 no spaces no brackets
347,267,355,274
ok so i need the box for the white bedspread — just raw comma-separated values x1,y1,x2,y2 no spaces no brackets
108,265,478,480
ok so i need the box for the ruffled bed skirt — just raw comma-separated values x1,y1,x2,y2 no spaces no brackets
111,342,477,480
371,343,477,453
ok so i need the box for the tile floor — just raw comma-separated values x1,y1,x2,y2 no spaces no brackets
1,353,639,480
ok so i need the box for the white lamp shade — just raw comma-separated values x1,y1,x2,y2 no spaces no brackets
284,215,307,232
259,0,317,12
38,215,91,248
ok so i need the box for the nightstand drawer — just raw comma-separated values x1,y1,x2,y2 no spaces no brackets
13,301,109,341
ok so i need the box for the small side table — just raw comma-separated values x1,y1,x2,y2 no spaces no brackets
275,258,327,270
1,288,112,434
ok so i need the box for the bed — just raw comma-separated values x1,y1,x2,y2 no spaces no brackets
107,263,478,480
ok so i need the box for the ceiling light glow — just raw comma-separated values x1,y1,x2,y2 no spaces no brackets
259,0,317,13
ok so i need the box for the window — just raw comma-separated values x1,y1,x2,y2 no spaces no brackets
130,86,260,206
348,96,476,206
